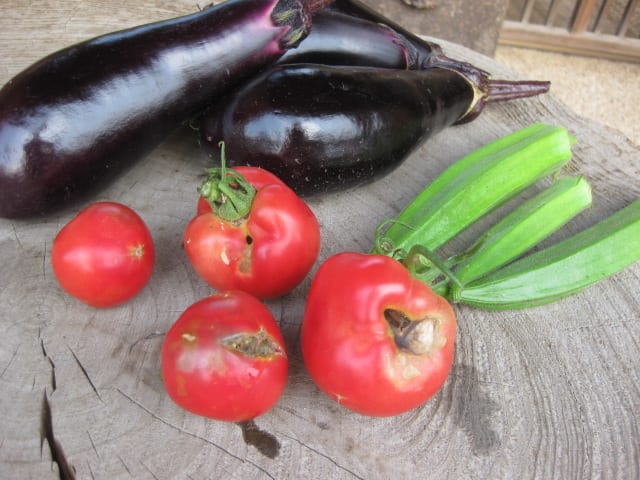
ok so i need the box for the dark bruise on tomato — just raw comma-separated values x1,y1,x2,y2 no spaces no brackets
301,252,457,417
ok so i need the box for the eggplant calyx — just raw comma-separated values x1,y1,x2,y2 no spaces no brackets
198,141,256,222
459,73,551,125
428,56,550,124
385,309,447,356
272,0,335,49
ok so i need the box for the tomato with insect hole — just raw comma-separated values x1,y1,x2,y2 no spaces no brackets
185,166,320,299
51,201,154,307
301,252,457,417
161,290,288,422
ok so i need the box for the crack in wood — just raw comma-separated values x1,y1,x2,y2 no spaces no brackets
0,342,20,379
86,430,100,460
67,345,101,401
140,460,161,480
40,391,76,480
116,388,278,480
40,339,57,391
128,331,165,354
86,459,96,480
278,432,366,480
117,455,133,476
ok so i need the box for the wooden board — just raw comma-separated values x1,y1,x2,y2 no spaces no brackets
1,2,639,479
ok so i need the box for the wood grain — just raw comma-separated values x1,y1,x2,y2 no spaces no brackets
1,2,639,479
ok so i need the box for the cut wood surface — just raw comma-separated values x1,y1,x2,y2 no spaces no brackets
1,1,639,479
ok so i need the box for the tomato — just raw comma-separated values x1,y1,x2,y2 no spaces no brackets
161,291,288,422
301,252,457,417
185,166,320,299
195,166,286,216
51,201,154,307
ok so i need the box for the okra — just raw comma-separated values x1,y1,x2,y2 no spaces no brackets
373,123,574,259
451,199,640,309
450,175,592,286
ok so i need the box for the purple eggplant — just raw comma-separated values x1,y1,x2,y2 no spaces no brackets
326,0,443,57
276,10,436,69
325,0,500,91
0,0,334,219
199,63,550,195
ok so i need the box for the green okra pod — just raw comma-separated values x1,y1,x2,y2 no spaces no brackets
451,199,640,309
373,123,575,259
450,175,592,287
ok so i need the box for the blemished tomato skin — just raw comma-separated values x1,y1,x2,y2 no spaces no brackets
301,252,457,417
161,291,288,422
185,168,320,299
51,201,154,307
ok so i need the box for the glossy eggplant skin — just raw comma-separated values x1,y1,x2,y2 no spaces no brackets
0,0,326,219
200,64,473,195
326,0,495,89
277,10,434,69
327,0,445,58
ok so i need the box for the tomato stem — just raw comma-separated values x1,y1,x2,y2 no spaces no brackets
198,141,256,221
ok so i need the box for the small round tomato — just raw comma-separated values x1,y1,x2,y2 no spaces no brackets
161,291,288,422
51,201,154,307
185,166,320,299
301,252,457,417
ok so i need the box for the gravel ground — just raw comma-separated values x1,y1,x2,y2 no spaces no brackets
495,46,640,147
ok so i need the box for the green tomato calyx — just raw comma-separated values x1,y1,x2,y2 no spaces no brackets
199,141,256,222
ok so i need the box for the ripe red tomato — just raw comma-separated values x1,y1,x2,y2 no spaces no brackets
185,167,320,299
161,291,288,422
51,201,154,307
301,252,457,417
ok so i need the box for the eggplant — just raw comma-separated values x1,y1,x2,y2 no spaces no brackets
199,63,550,195
0,0,333,219
276,10,436,69
325,0,499,91
276,6,484,77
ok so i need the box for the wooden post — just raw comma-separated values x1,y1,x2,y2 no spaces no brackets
571,0,598,33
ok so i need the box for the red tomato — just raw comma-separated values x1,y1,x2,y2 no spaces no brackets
161,291,288,422
185,167,320,299
301,252,457,417
51,201,154,307
196,166,286,215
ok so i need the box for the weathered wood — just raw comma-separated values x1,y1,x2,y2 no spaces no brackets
1,2,639,479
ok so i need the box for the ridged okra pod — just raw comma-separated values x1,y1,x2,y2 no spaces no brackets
452,199,640,309
450,175,592,287
373,123,575,260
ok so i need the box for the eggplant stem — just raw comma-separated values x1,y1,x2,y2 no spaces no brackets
485,79,551,103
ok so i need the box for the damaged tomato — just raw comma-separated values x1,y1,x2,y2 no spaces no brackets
184,145,320,299
301,252,456,417
161,291,288,422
